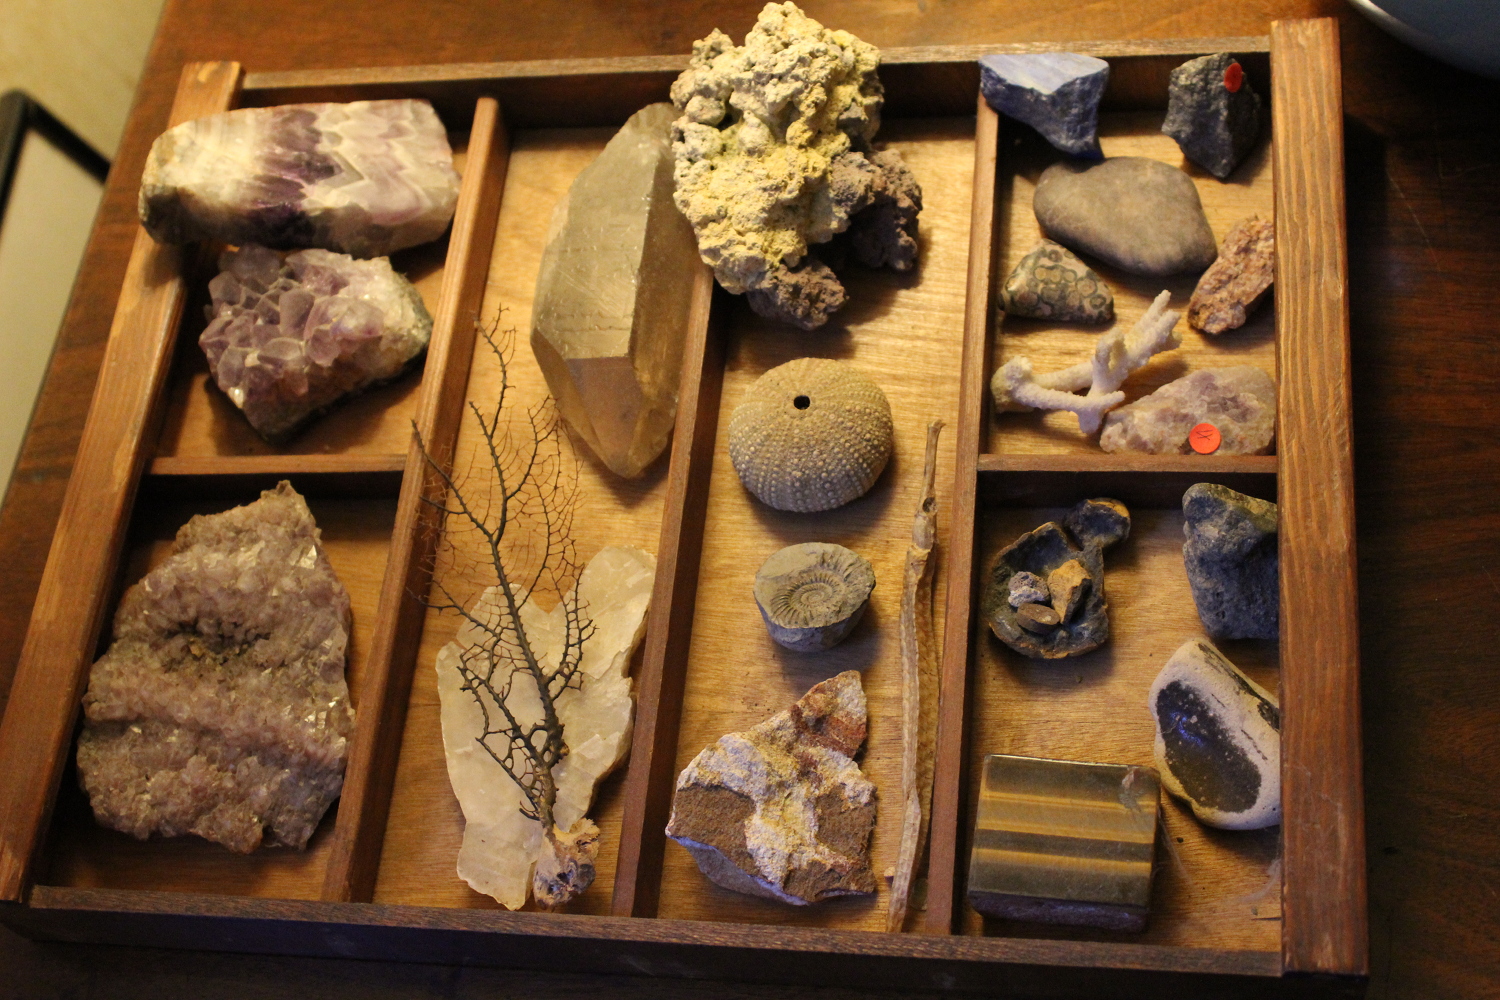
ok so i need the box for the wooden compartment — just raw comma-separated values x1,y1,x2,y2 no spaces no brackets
0,21,1363,998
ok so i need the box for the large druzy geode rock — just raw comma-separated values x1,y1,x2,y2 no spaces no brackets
201,244,432,441
140,99,460,258
530,103,700,479
76,482,355,853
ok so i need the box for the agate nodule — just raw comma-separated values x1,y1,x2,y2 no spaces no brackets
140,99,460,257
200,245,432,442
76,482,354,853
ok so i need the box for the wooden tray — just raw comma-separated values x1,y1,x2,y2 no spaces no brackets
0,20,1364,997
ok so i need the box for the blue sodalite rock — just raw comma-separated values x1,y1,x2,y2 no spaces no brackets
1162,53,1263,179
979,53,1110,158
1182,483,1278,640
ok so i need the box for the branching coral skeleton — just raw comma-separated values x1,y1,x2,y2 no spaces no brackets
991,290,1183,433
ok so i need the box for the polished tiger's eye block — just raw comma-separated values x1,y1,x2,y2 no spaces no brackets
967,754,1160,932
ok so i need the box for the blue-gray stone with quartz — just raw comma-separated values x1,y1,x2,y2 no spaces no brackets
978,53,1110,158
1162,53,1263,179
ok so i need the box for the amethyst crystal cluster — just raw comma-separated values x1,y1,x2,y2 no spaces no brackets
140,99,461,258
201,245,432,440
76,483,355,853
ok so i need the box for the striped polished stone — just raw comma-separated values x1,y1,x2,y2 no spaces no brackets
966,754,1160,931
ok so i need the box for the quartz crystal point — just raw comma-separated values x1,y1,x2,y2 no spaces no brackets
436,546,655,909
76,482,354,853
531,103,700,478
140,99,460,257
200,244,432,441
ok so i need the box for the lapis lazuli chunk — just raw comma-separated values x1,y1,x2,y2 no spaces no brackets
979,52,1110,158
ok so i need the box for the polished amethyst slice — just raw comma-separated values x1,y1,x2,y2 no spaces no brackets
76,482,355,853
140,99,461,257
200,244,432,440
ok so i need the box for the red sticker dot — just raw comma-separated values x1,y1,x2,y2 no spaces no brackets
1190,423,1222,454
1224,62,1244,93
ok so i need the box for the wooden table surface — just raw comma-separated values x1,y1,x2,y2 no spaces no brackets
1,1,1496,997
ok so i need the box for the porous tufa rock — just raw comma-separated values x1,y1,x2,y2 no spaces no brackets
76,482,354,853
729,358,894,512
1182,484,1278,641
991,290,1183,434
1100,366,1276,455
754,542,875,652
666,670,877,904
670,3,922,329
140,99,460,258
436,546,655,909
982,498,1130,659
200,245,433,441
1162,54,1264,180
978,52,1110,158
1000,239,1114,324
530,103,700,478
1149,639,1280,830
1189,216,1275,334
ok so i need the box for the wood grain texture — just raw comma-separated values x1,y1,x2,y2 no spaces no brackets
1269,18,1366,978
986,112,1277,457
0,61,243,904
320,97,509,904
926,97,999,938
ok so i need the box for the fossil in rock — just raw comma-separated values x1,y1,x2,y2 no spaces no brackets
754,542,875,652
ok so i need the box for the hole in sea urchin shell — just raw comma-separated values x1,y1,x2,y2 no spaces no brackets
753,542,876,653
793,394,811,410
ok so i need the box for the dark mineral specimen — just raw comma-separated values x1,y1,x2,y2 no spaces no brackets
76,482,354,853
1182,483,1278,640
1161,53,1264,180
1148,639,1280,830
978,52,1110,159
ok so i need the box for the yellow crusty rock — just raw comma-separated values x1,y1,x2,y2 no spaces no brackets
728,358,894,512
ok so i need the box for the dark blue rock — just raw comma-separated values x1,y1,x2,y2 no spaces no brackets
979,53,1109,158
1182,483,1278,640
1162,53,1263,180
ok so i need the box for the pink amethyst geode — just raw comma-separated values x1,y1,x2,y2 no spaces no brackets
76,482,355,853
200,244,432,441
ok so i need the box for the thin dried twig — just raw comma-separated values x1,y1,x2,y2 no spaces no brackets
888,419,943,933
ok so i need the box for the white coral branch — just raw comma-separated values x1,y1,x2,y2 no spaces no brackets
990,290,1182,434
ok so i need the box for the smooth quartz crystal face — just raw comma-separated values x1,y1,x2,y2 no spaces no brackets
139,99,460,258
200,245,432,441
76,482,355,853
530,103,700,478
436,546,655,909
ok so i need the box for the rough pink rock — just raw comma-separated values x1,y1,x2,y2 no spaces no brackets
76,482,355,853
200,245,431,441
1189,216,1275,334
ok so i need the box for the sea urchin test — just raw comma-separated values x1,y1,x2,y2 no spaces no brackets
140,99,460,258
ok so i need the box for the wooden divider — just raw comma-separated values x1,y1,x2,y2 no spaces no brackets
1270,18,1367,978
322,96,510,902
0,61,244,903
924,95,1000,936
611,266,719,919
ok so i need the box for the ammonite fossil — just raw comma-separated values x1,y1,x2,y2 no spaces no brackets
728,358,894,512
753,542,875,652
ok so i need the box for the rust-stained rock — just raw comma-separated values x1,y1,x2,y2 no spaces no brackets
983,498,1130,659
666,671,877,904
1188,216,1275,334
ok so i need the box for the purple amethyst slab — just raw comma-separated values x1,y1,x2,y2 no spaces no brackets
76,482,354,853
200,244,432,441
140,99,460,257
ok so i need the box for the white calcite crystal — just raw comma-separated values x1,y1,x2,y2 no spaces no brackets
530,103,699,479
76,482,354,853
140,99,460,258
436,545,655,909
1100,366,1276,455
201,244,432,441
666,670,877,905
